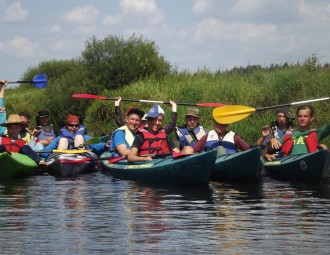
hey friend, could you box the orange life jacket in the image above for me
[138,128,171,156]
[281,129,318,156]
[0,136,26,152]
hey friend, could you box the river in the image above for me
[1,173,329,254]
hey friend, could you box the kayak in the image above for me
[0,152,38,180]
[263,149,330,183]
[211,147,264,182]
[45,151,99,178]
[100,150,217,186]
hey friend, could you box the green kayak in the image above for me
[263,150,330,183]
[211,147,264,182]
[0,152,38,180]
[100,150,217,186]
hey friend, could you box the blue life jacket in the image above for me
[204,130,238,153]
[60,125,86,149]
[175,125,207,149]
[37,125,56,140]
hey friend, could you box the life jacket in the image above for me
[60,125,86,149]
[281,129,318,157]
[19,131,31,143]
[0,136,26,152]
[204,130,238,153]
[109,125,135,157]
[175,125,207,148]
[138,128,171,156]
[36,125,56,140]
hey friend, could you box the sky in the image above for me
[1,0,330,87]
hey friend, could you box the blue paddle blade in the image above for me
[33,74,47,88]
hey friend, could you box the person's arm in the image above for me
[113,131,130,156]
[164,101,177,134]
[317,122,330,142]
[193,134,208,153]
[166,135,180,153]
[256,125,271,147]
[234,135,251,151]
[39,136,61,158]
[114,97,125,127]
[0,80,7,135]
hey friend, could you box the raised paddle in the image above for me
[72,93,224,107]
[7,74,48,88]
[213,97,330,124]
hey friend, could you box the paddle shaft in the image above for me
[72,94,223,107]
[256,97,330,112]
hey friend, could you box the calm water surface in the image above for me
[1,172,330,254]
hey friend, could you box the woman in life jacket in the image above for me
[0,114,44,165]
[175,107,208,150]
[127,105,193,162]
[193,116,251,155]
[34,109,56,147]
[109,106,145,157]
[266,105,329,160]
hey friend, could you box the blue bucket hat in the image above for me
[146,105,165,118]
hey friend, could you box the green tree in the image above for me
[81,34,171,90]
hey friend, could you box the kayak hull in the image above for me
[264,150,330,183]
[100,150,217,186]
[0,152,37,180]
[45,151,98,178]
[211,147,263,182]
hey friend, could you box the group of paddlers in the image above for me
[1,79,329,166]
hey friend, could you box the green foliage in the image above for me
[81,34,171,90]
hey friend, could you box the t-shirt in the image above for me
[112,130,133,150]
[279,122,330,155]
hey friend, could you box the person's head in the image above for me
[274,107,294,128]
[1,114,28,138]
[146,105,165,134]
[125,106,144,131]
[185,107,200,129]
[66,114,80,133]
[37,109,50,126]
[213,119,229,136]
[296,105,314,130]
[18,111,31,125]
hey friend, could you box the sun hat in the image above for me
[126,106,144,119]
[186,107,200,118]
[146,105,165,118]
[275,107,294,119]
[66,114,80,124]
[0,114,28,127]
[37,109,50,118]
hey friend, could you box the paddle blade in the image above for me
[72,94,108,100]
[83,137,101,146]
[33,74,47,88]
[212,105,256,124]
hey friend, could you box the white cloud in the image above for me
[6,36,37,57]
[102,14,122,26]
[2,1,28,22]
[48,25,61,33]
[63,4,99,25]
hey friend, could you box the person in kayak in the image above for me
[114,97,178,134]
[193,116,251,154]
[127,105,193,162]
[268,105,329,157]
[39,114,108,158]
[33,109,56,147]
[109,106,145,157]
[175,107,208,150]
[0,114,44,165]
[0,79,7,136]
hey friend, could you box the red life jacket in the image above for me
[281,129,318,156]
[138,128,171,156]
[0,136,26,152]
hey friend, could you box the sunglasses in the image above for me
[68,123,79,127]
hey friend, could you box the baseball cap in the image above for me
[146,105,165,118]
[275,107,294,119]
[126,106,144,119]
[186,107,200,118]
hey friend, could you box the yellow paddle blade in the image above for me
[212,105,256,124]
[52,149,90,154]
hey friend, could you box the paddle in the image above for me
[72,93,224,107]
[7,74,48,88]
[58,156,123,164]
[36,149,90,154]
[213,97,330,124]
